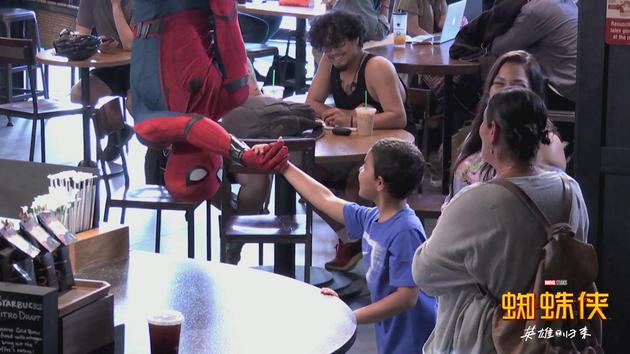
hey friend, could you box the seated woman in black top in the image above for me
[306,11,410,272]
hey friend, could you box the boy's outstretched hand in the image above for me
[321,287,339,298]
[242,139,288,171]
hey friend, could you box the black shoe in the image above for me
[102,124,134,161]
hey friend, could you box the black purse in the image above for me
[264,40,305,97]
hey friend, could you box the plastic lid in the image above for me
[147,310,184,326]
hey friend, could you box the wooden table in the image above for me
[366,42,479,194]
[238,1,326,93]
[315,128,415,163]
[36,49,131,167]
[77,251,357,354]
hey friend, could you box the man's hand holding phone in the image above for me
[99,36,120,53]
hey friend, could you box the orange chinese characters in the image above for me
[579,292,608,320]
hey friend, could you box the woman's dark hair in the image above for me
[371,138,425,199]
[308,11,366,50]
[486,87,550,161]
[451,50,548,184]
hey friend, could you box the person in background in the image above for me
[413,87,589,353]
[71,0,135,161]
[326,0,390,42]
[396,0,446,36]
[307,11,408,272]
[491,0,578,108]
[312,0,391,69]
[279,138,436,354]
[450,50,566,198]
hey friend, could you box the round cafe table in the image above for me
[36,49,131,168]
[78,251,357,354]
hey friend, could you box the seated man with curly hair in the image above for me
[306,11,410,272]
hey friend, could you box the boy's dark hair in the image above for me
[308,11,366,50]
[486,87,550,161]
[371,138,425,199]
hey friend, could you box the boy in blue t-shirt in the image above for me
[279,138,437,353]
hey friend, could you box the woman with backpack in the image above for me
[411,87,591,353]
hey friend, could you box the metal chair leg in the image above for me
[206,201,212,261]
[155,210,162,253]
[40,118,45,162]
[305,238,312,284]
[186,209,195,259]
[29,119,37,161]
[103,203,110,222]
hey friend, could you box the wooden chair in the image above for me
[548,110,575,124]
[0,37,82,162]
[218,138,315,282]
[97,97,211,260]
[407,87,433,158]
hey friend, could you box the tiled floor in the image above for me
[0,43,437,353]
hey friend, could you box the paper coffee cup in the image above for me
[148,310,184,354]
[262,85,285,99]
[355,107,377,136]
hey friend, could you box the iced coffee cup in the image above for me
[147,310,184,354]
[355,107,376,136]
[262,85,285,99]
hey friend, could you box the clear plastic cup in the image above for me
[392,11,408,47]
[355,107,377,136]
[262,85,285,99]
[147,310,184,354]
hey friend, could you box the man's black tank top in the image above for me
[329,53,414,133]
[330,54,383,111]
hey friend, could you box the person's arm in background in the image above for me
[364,57,407,129]
[75,0,93,35]
[436,0,447,30]
[377,0,391,28]
[306,55,344,118]
[399,0,432,36]
[491,4,544,54]
[110,0,134,50]
[407,15,431,36]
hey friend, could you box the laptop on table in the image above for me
[409,0,467,44]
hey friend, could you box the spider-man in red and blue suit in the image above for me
[130,0,287,202]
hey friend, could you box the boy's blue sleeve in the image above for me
[343,203,372,241]
[388,229,424,287]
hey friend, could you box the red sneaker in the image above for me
[324,240,362,271]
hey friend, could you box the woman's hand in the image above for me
[322,107,352,127]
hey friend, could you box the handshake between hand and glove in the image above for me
[237,138,289,172]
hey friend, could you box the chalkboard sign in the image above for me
[0,282,57,354]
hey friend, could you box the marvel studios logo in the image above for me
[544,279,568,286]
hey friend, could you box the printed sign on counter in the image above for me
[0,283,57,354]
